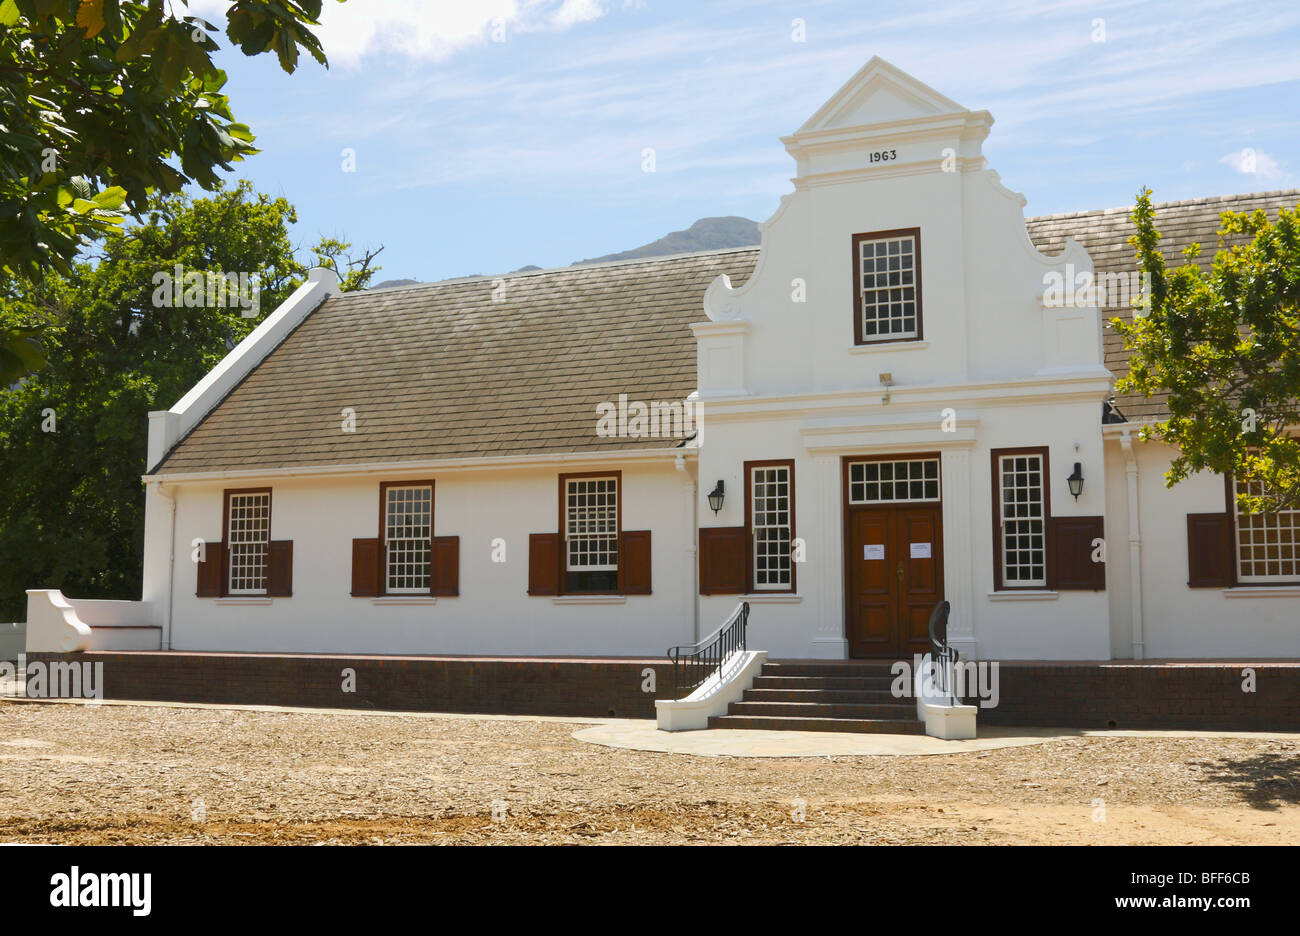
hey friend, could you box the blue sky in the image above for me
[189,0,1300,283]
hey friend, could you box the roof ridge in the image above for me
[1026,188,1300,224]
[354,245,763,298]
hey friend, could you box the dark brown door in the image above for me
[847,505,943,657]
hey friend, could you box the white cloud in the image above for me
[187,0,610,69]
[1220,148,1284,181]
[551,0,607,28]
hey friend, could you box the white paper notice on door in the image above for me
[864,544,885,560]
[910,542,932,559]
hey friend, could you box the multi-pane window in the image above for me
[849,458,940,504]
[750,463,793,591]
[997,453,1047,587]
[227,491,270,594]
[565,476,618,592]
[855,230,919,342]
[1235,478,1299,582]
[385,485,432,593]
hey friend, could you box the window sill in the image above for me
[987,590,1059,601]
[371,596,438,605]
[214,597,272,606]
[1223,586,1300,598]
[849,340,928,355]
[552,595,628,605]
[740,593,803,604]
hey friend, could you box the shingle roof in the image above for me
[154,248,757,473]
[1025,189,1300,422]
[156,189,1300,474]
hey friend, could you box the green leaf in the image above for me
[91,186,127,210]
[0,0,20,28]
[76,0,106,38]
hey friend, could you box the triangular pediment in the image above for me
[797,56,966,132]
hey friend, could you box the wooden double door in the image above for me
[846,504,944,658]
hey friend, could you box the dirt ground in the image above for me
[1,700,1297,845]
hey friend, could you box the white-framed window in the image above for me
[849,458,940,504]
[749,462,793,591]
[855,230,920,343]
[565,475,619,591]
[385,484,432,593]
[996,452,1047,587]
[1234,478,1300,583]
[227,491,270,595]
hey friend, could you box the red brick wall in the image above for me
[969,662,1300,731]
[25,652,675,719]
[22,654,1300,730]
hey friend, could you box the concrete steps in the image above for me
[708,660,924,734]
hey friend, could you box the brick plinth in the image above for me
[23,652,673,719]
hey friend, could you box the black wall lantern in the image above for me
[1066,462,1085,500]
[707,480,725,515]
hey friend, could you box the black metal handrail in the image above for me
[667,602,749,700]
[927,599,959,701]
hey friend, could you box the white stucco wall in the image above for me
[160,459,698,656]
[1118,438,1300,659]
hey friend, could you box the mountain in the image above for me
[365,217,761,289]
[573,216,759,265]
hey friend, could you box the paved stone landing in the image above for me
[572,720,1300,758]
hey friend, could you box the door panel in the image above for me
[848,511,893,656]
[847,504,943,657]
[898,508,942,654]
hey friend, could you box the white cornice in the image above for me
[691,318,751,337]
[699,372,1114,423]
[144,446,696,486]
[801,417,979,455]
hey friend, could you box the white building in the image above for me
[28,58,1300,663]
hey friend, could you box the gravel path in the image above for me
[2,700,1297,845]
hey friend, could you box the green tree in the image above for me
[1114,189,1300,512]
[310,237,382,292]
[0,181,372,619]
[0,0,338,376]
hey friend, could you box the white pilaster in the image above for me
[811,454,848,657]
[940,448,976,658]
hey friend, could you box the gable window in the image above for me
[563,474,619,593]
[1234,477,1300,583]
[226,489,271,595]
[382,482,433,594]
[746,460,795,592]
[992,448,1050,589]
[853,228,921,344]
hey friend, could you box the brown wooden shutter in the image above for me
[1187,513,1234,587]
[528,533,560,596]
[620,530,652,595]
[431,535,459,596]
[351,537,381,596]
[266,540,293,597]
[196,540,224,597]
[699,526,747,595]
[1047,517,1105,590]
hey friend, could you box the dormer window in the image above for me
[853,228,922,344]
